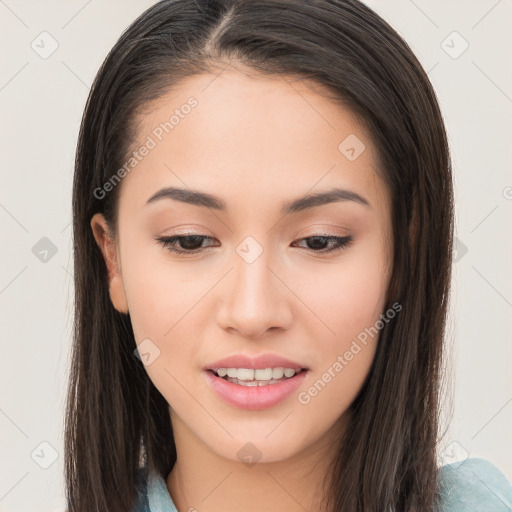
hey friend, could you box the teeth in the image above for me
[238,368,256,380]
[254,368,272,380]
[225,377,293,386]
[214,367,300,381]
[272,367,284,379]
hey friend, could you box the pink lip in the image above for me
[204,353,309,371]
[204,369,308,410]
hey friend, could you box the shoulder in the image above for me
[130,466,150,512]
[438,457,512,512]
[131,466,178,511]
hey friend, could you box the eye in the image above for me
[291,235,353,253]
[156,233,353,256]
[156,234,218,255]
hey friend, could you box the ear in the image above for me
[90,213,129,314]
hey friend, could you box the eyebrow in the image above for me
[145,186,371,214]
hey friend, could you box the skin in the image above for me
[91,66,393,512]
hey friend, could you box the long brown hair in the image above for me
[65,0,454,510]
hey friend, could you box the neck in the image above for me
[166,409,348,512]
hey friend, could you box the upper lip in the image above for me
[204,353,309,372]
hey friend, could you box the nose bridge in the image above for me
[217,236,290,337]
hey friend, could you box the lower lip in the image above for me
[204,370,308,410]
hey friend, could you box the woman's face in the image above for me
[92,68,393,464]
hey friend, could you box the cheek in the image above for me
[122,255,207,403]
[119,239,210,378]
[302,238,390,410]
[298,241,390,347]
[295,257,387,417]
[120,230,206,335]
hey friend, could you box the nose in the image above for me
[215,248,293,339]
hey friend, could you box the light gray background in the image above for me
[0,1,511,510]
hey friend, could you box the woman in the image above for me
[65,0,512,510]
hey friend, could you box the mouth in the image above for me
[204,367,309,410]
[207,367,309,387]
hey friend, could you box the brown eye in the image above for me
[155,234,353,256]
[292,235,353,253]
[156,234,217,254]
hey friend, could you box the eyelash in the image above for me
[155,233,353,255]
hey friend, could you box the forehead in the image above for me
[117,68,387,217]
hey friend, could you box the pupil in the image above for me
[308,236,328,250]
[181,235,202,249]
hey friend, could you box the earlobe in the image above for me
[90,213,129,314]
[108,274,129,314]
